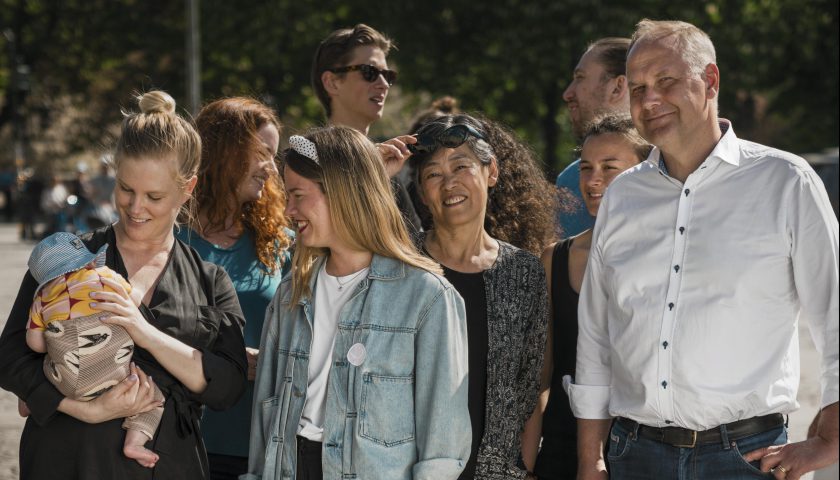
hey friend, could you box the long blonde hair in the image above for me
[284,126,440,305]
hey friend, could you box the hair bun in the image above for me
[430,96,459,113]
[138,90,176,115]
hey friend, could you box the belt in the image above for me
[617,414,785,448]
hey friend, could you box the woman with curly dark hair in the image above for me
[410,113,556,255]
[408,113,551,479]
[176,97,293,479]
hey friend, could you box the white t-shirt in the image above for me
[297,261,369,442]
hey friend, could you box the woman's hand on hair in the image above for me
[376,135,417,178]
[59,362,162,423]
[91,277,160,350]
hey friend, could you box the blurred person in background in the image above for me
[40,174,69,236]
[86,157,119,230]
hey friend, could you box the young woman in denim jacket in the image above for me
[408,114,552,479]
[245,126,471,480]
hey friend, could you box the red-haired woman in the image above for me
[176,97,293,480]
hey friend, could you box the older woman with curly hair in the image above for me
[176,97,293,479]
[408,113,553,479]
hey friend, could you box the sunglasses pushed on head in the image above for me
[407,124,487,155]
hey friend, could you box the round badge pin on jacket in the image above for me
[347,343,367,366]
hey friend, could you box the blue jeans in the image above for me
[608,419,788,479]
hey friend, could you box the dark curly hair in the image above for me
[409,113,557,255]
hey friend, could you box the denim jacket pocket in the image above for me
[360,373,415,447]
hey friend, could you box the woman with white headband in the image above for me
[244,126,471,480]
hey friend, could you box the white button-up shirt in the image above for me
[570,121,839,430]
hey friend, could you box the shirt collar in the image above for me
[708,119,740,166]
[645,119,741,174]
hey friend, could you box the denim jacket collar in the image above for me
[279,254,406,307]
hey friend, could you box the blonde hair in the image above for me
[114,90,202,224]
[630,19,716,77]
[283,125,441,305]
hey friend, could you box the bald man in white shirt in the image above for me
[572,19,839,480]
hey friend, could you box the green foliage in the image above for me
[0,0,837,174]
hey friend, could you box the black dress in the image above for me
[0,226,248,479]
[535,238,579,480]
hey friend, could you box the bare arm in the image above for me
[521,347,552,473]
[577,418,611,480]
[93,277,208,394]
[521,244,558,472]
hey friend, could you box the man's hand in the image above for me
[577,418,611,480]
[743,403,839,480]
[577,458,608,480]
[376,135,417,178]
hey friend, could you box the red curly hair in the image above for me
[194,97,291,273]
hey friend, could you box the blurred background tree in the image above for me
[1,0,837,177]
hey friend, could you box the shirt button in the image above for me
[684,188,690,196]
[662,341,669,349]
[662,381,668,389]
[679,226,685,235]
[668,302,675,311]
[674,265,680,273]
[665,420,673,424]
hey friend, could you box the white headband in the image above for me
[289,135,320,164]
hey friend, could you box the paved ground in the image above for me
[0,222,834,478]
[0,223,32,479]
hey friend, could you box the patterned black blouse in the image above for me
[417,233,549,479]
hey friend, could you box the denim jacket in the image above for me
[245,254,471,480]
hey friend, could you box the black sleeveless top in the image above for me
[441,266,488,480]
[535,238,579,479]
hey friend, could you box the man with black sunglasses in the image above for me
[311,24,421,234]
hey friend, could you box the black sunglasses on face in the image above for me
[329,64,398,85]
[407,124,487,155]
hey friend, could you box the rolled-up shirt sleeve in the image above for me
[192,267,248,411]
[572,213,613,420]
[788,167,839,409]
